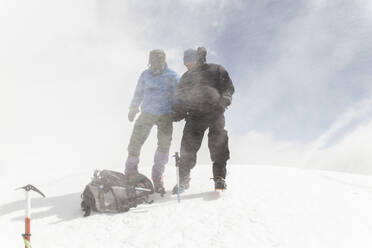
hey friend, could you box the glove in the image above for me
[128,108,139,122]
[220,92,232,109]
[171,110,186,122]
[214,93,231,114]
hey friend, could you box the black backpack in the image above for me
[81,170,154,216]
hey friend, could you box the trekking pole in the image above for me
[174,152,181,203]
[16,184,46,248]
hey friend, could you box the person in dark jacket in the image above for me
[125,49,179,195]
[172,47,234,192]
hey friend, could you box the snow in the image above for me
[1,1,372,247]
[1,164,372,248]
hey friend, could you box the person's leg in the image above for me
[156,114,173,154]
[152,115,173,192]
[178,117,208,180]
[125,112,156,175]
[172,117,208,194]
[208,114,230,181]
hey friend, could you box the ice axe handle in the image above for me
[174,152,180,167]
[173,152,181,203]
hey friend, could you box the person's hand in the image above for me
[171,110,185,122]
[220,92,232,108]
[215,93,232,113]
[128,108,139,122]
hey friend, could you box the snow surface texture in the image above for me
[1,165,372,248]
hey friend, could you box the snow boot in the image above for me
[153,179,166,196]
[213,176,227,191]
[172,176,191,194]
[152,169,166,196]
[152,150,168,196]
[124,156,139,175]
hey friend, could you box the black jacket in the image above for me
[174,63,234,118]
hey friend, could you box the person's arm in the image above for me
[171,73,187,121]
[218,65,235,108]
[128,73,145,122]
[172,73,180,104]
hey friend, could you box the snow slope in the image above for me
[1,164,372,248]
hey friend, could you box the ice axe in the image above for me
[173,152,181,203]
[16,184,46,248]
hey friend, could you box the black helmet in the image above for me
[183,49,198,64]
[183,47,207,65]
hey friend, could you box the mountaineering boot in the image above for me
[172,176,191,195]
[152,150,168,196]
[124,156,140,185]
[152,171,166,196]
[213,176,227,191]
[153,179,166,196]
[124,156,139,175]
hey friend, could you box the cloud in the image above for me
[216,0,372,141]
[0,0,147,174]
[1,0,371,175]
[230,91,372,174]
[305,118,372,174]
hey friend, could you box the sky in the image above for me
[1,0,371,176]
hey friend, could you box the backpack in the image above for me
[81,170,154,216]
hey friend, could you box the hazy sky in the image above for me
[1,0,371,175]
[112,0,372,140]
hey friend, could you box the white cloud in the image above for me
[1,0,371,175]
[230,92,372,174]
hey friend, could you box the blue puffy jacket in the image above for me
[129,65,179,115]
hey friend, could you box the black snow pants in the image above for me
[178,113,230,179]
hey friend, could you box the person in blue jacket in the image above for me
[125,49,179,195]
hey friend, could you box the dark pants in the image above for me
[128,112,173,156]
[179,114,230,179]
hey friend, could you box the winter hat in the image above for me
[183,49,198,64]
[149,49,166,75]
[149,49,166,65]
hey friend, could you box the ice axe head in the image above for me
[16,184,46,197]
